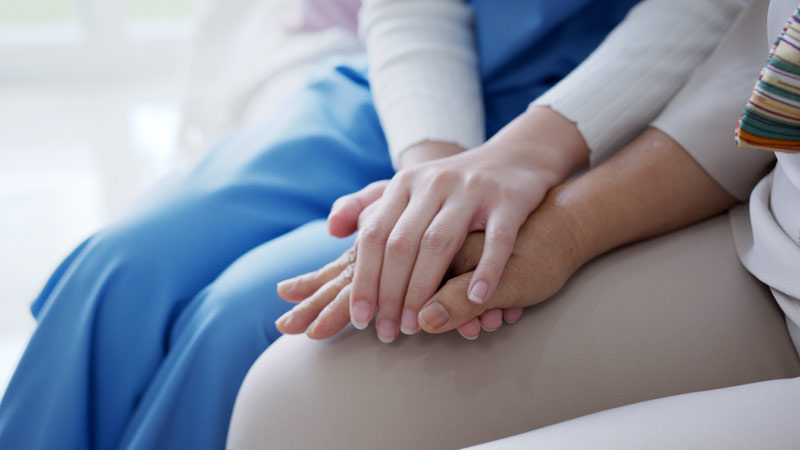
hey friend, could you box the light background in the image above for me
[0,0,202,398]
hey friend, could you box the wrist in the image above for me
[482,106,589,189]
[527,183,595,275]
[397,141,464,170]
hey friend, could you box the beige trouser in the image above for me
[227,214,800,450]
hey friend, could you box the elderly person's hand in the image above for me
[416,198,580,333]
[416,127,740,333]
[274,240,524,341]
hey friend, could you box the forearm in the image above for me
[421,128,739,332]
[545,128,737,266]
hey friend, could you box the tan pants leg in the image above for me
[227,215,800,450]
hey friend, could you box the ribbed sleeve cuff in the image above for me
[380,94,485,166]
[362,0,485,169]
[533,0,746,167]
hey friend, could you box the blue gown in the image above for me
[0,1,640,449]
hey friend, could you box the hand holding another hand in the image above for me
[275,185,585,340]
[274,240,524,341]
[282,107,589,342]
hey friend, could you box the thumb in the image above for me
[418,271,519,334]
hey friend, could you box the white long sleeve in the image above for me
[533,0,748,166]
[360,0,483,168]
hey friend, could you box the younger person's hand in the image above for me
[326,142,463,239]
[347,108,587,343]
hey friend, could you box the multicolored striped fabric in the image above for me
[736,6,800,153]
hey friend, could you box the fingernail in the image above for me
[376,320,397,344]
[305,320,318,338]
[400,309,420,335]
[276,310,293,328]
[458,330,479,341]
[351,300,372,330]
[468,280,489,304]
[419,302,449,330]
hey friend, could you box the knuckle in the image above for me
[332,273,350,289]
[421,228,453,252]
[357,207,374,228]
[345,248,357,265]
[340,263,354,282]
[497,186,522,204]
[464,172,489,191]
[367,179,390,190]
[385,231,415,257]
[360,222,391,246]
[429,170,458,191]
[478,257,505,277]
[393,169,415,185]
[487,226,516,248]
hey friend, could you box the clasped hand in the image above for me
[276,142,563,342]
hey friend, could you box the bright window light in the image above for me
[127,0,201,19]
[0,0,204,80]
[0,0,78,24]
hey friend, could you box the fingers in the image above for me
[467,210,523,305]
[418,271,521,334]
[276,265,352,335]
[400,202,474,335]
[277,248,354,303]
[456,318,481,340]
[478,308,503,332]
[449,231,485,276]
[305,284,353,340]
[374,197,442,343]
[503,307,523,324]
[350,186,409,330]
[328,181,389,238]
[456,306,522,341]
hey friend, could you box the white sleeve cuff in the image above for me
[361,0,484,168]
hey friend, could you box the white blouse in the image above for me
[361,0,747,167]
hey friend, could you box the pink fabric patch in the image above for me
[294,0,361,33]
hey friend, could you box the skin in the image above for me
[416,129,737,331]
[276,128,737,339]
[321,106,590,343]
[323,141,514,338]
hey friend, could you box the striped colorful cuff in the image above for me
[736,6,800,153]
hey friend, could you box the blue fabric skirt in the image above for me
[0,1,640,448]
